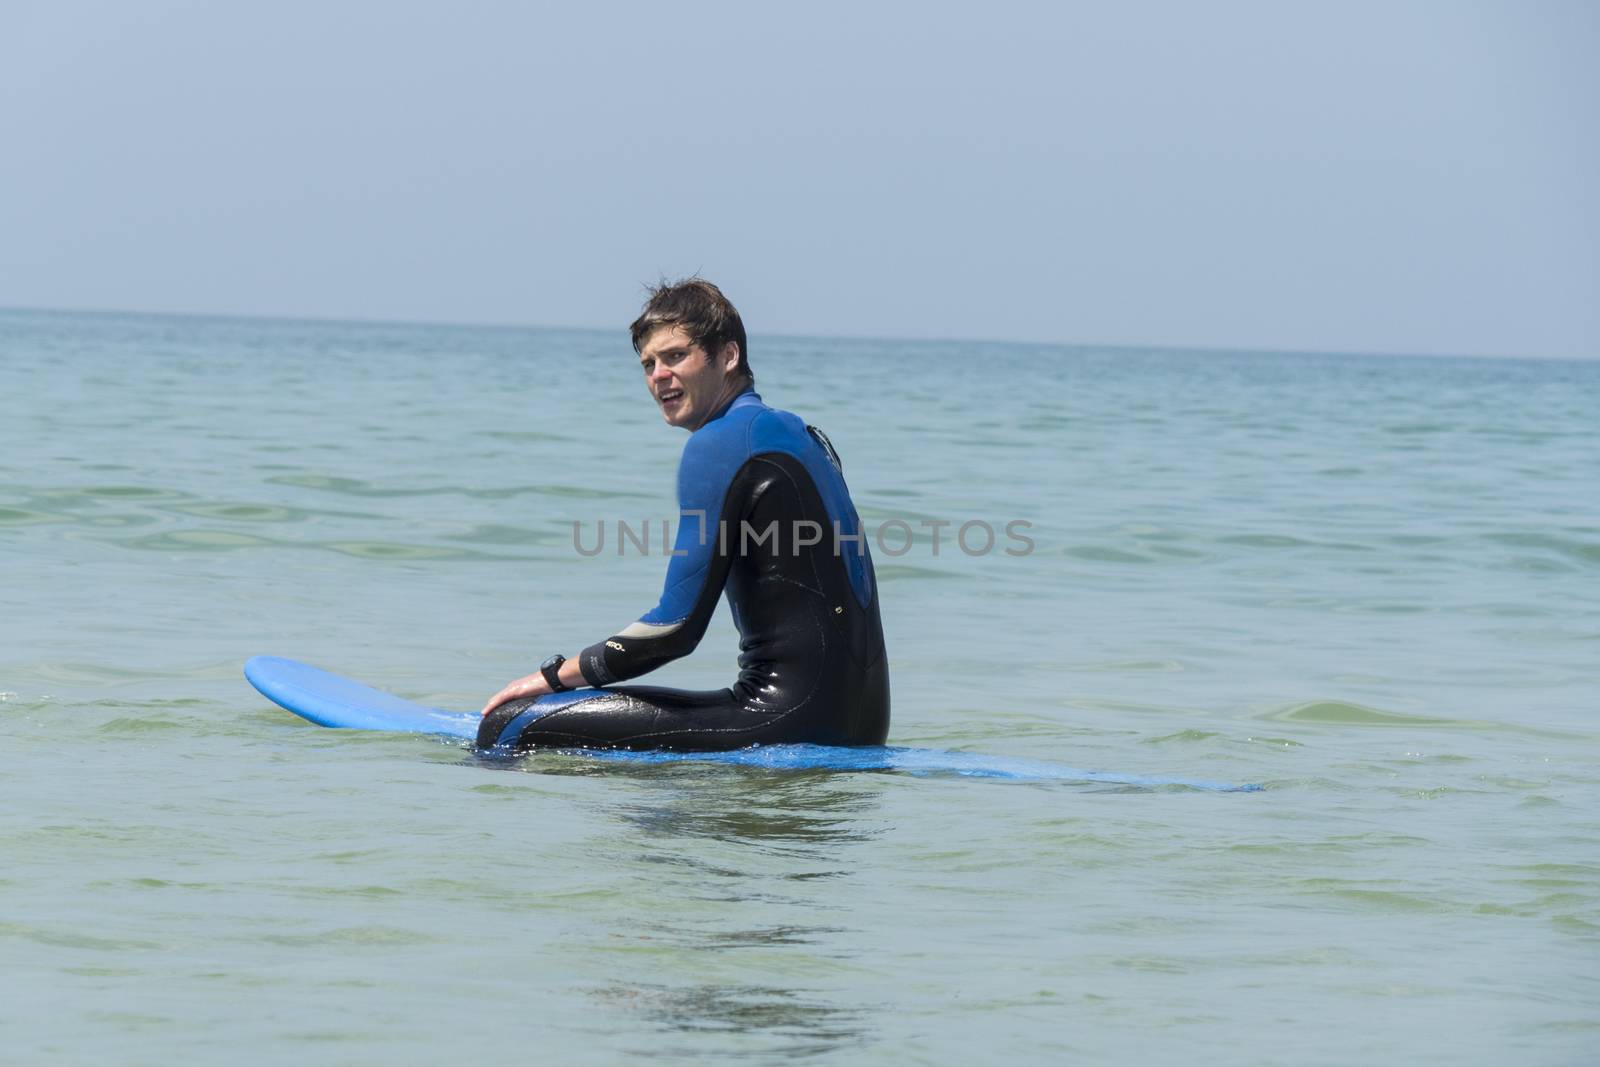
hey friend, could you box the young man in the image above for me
[477,279,890,751]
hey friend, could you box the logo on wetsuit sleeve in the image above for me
[606,640,626,652]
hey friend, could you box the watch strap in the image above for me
[540,655,570,693]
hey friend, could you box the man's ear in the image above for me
[720,341,741,373]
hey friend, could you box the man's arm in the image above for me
[478,517,730,716]
[478,655,588,715]
[480,432,749,716]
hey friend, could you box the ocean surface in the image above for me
[2,307,1596,1064]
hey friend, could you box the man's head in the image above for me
[631,278,753,431]
[631,278,751,382]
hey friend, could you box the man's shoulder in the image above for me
[676,397,765,495]
[682,394,799,455]
[747,404,810,453]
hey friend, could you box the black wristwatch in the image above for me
[540,654,572,693]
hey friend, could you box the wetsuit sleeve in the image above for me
[577,433,748,687]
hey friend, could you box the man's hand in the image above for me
[480,673,550,716]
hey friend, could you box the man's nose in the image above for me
[650,364,673,384]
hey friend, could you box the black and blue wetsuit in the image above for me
[478,388,890,752]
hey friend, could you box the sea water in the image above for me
[2,308,1596,1063]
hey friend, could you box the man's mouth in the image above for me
[658,388,684,405]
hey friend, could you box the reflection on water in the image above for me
[614,770,882,847]
[529,759,885,1056]
[592,982,869,1058]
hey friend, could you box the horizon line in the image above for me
[0,301,1590,366]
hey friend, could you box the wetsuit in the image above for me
[478,388,890,752]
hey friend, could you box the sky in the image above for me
[1,0,1595,359]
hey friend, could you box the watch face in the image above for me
[541,655,563,671]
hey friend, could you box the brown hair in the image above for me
[630,277,752,384]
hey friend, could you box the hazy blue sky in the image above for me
[2,1,1595,358]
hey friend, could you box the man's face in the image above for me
[638,325,739,430]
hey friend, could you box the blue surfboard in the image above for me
[244,656,1261,792]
